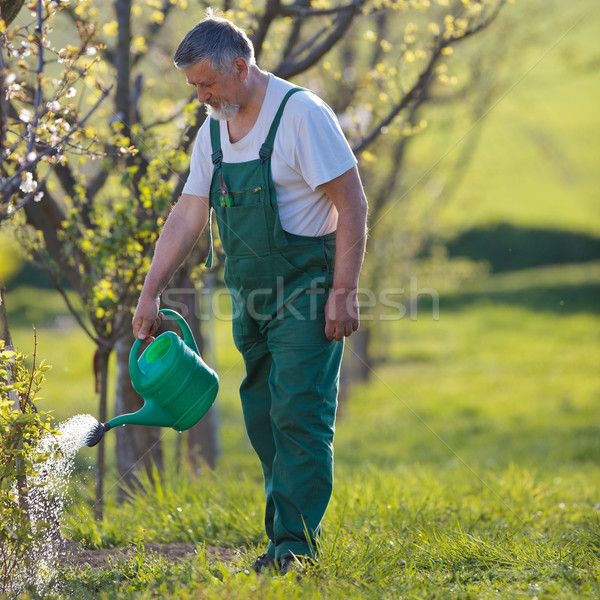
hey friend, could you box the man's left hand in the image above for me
[325,288,359,341]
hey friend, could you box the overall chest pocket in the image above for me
[212,186,273,257]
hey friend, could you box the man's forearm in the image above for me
[332,204,367,293]
[320,167,368,340]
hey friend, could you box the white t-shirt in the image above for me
[182,74,357,237]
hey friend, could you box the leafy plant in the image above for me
[0,337,54,594]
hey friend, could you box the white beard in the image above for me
[205,100,240,121]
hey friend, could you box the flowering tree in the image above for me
[0,0,110,219]
[0,0,169,517]
[4,0,199,515]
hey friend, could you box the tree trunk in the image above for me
[0,285,12,347]
[94,348,110,520]
[338,327,371,412]
[114,335,163,501]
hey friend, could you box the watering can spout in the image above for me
[83,403,175,447]
[106,401,175,430]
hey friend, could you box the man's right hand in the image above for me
[132,295,163,341]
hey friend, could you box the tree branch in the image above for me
[0,0,26,28]
[1,85,112,219]
[114,0,132,130]
[132,0,175,68]
[274,0,364,79]
[353,42,443,155]
[252,0,282,62]
[280,0,364,18]
[22,189,81,290]
[281,0,312,60]
[43,268,97,343]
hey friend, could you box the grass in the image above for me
[5,262,599,599]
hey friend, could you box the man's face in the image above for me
[183,59,241,121]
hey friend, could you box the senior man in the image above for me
[132,10,368,575]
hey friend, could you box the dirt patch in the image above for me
[59,539,237,571]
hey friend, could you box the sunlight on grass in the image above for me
[5,257,600,599]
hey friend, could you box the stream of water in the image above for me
[9,413,98,596]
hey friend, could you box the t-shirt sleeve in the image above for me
[294,102,357,192]
[182,125,212,198]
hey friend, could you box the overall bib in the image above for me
[207,88,344,560]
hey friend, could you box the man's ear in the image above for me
[233,57,249,82]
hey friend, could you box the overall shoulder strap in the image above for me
[209,119,223,168]
[259,87,305,164]
[205,119,222,269]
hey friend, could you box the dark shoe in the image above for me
[279,552,314,575]
[252,553,276,574]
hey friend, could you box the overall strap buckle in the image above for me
[211,149,223,168]
[259,143,272,164]
[209,119,222,168]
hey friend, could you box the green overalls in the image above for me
[207,88,344,560]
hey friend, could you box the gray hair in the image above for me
[173,9,255,72]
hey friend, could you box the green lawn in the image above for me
[6,264,599,599]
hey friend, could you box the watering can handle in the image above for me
[128,310,200,377]
[129,337,144,380]
[159,309,200,355]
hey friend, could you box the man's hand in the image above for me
[324,288,359,341]
[132,295,163,341]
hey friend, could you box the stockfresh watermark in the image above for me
[162,276,439,322]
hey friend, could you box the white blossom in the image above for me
[19,109,33,123]
[66,87,77,98]
[20,172,37,194]
[34,191,44,202]
[27,151,37,162]
[7,82,21,98]
[47,100,61,112]
[86,47,98,56]
[5,73,16,85]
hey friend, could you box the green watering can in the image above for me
[85,309,219,447]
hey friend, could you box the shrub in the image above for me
[0,338,54,594]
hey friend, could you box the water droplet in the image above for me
[12,414,99,596]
